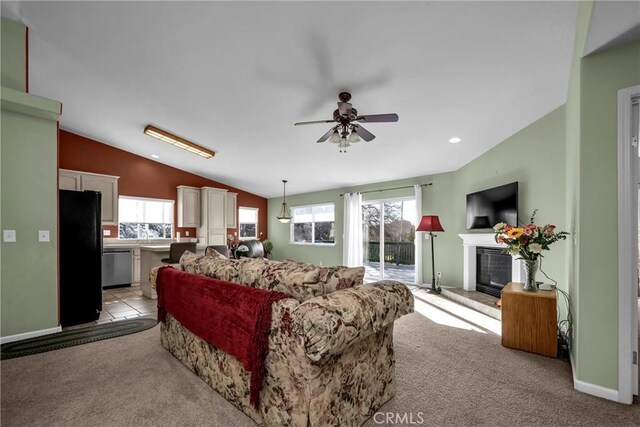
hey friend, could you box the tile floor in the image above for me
[63,285,156,330]
[99,285,157,324]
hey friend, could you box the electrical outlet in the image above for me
[103,229,111,236]
[3,230,16,242]
[437,271,442,278]
[185,231,190,236]
[38,230,50,242]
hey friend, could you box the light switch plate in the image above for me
[38,230,50,242]
[3,230,16,242]
[185,231,190,236]
[103,229,111,236]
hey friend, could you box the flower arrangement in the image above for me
[493,210,569,261]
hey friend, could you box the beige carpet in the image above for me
[1,296,638,426]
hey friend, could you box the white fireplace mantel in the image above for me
[458,234,524,291]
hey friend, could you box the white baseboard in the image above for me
[0,326,62,344]
[569,352,620,402]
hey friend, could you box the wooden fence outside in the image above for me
[365,241,415,265]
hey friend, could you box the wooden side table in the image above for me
[501,282,557,357]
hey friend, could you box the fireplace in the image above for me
[476,247,512,298]
[458,234,524,292]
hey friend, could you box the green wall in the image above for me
[1,18,27,92]
[1,105,60,336]
[268,177,431,269]
[564,0,593,374]
[562,0,640,391]
[438,105,567,291]
[269,105,568,296]
[1,19,61,338]
[571,39,640,390]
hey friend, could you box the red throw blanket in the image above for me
[156,266,290,408]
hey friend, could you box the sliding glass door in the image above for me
[362,198,416,284]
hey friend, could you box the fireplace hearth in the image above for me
[476,247,512,298]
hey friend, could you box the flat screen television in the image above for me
[466,182,518,229]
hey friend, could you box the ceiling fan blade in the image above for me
[294,119,335,126]
[355,113,399,123]
[338,101,352,116]
[353,124,376,142]
[317,127,336,143]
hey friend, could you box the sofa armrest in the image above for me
[150,264,181,290]
[293,280,414,362]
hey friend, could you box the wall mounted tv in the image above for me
[466,182,518,229]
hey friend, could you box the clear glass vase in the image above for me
[523,258,539,292]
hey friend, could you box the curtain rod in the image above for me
[339,183,432,197]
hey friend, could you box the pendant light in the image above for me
[277,180,292,223]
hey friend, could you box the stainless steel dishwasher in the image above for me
[102,248,132,288]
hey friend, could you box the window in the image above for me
[291,203,335,244]
[238,207,258,239]
[118,196,174,239]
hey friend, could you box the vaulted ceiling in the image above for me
[2,1,580,197]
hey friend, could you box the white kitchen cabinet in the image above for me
[177,186,201,227]
[59,169,119,225]
[59,170,81,191]
[226,192,237,229]
[132,248,141,284]
[197,187,227,245]
[81,174,119,224]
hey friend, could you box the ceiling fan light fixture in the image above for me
[144,125,215,159]
[347,129,360,143]
[294,92,398,150]
[339,138,351,153]
[276,180,292,224]
[329,129,341,144]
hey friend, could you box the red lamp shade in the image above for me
[416,215,444,232]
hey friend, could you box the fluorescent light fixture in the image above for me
[151,154,160,159]
[144,125,215,159]
[449,137,462,143]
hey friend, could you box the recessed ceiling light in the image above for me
[449,137,462,143]
[151,154,160,159]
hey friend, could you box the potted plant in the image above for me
[262,239,273,258]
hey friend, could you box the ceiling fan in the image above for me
[294,92,399,153]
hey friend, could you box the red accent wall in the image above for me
[58,130,268,240]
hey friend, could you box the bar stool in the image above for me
[161,242,197,264]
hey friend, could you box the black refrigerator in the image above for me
[59,190,103,327]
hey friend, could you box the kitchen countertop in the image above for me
[103,240,202,250]
[139,244,207,252]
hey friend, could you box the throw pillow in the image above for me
[205,247,227,259]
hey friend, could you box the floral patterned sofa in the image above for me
[150,252,414,427]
